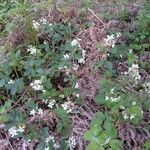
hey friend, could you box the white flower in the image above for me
[75,82,79,89]
[103,137,111,145]
[48,99,56,108]
[40,18,47,24]
[128,63,141,82]
[8,79,14,84]
[103,34,116,48]
[53,143,60,149]
[129,49,133,53]
[82,50,86,58]
[123,113,129,120]
[30,79,44,91]
[59,94,65,98]
[46,135,55,143]
[130,114,135,120]
[116,32,121,38]
[71,39,80,47]
[33,20,40,30]
[38,108,44,115]
[61,101,75,113]
[18,126,25,133]
[49,23,53,26]
[30,109,36,116]
[45,147,49,150]
[120,105,125,110]
[27,46,37,55]
[105,96,109,101]
[67,136,76,150]
[73,64,79,71]
[132,101,136,105]
[63,54,70,59]
[75,94,80,98]
[110,88,115,93]
[8,126,18,137]
[33,20,40,29]
[78,58,85,64]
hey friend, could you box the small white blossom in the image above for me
[33,20,40,30]
[53,143,60,149]
[49,23,53,26]
[59,94,65,98]
[38,108,44,116]
[103,137,111,145]
[75,94,80,98]
[73,64,79,71]
[30,109,36,116]
[105,96,109,101]
[8,79,14,84]
[46,135,55,143]
[30,79,44,91]
[132,101,136,105]
[40,18,47,24]
[120,105,125,110]
[63,54,70,60]
[75,82,79,89]
[130,114,135,120]
[103,34,116,48]
[27,46,37,55]
[67,136,76,150]
[48,99,56,108]
[129,49,133,53]
[18,126,25,133]
[116,32,121,38]
[61,101,75,113]
[123,113,129,120]
[78,58,85,64]
[8,126,18,137]
[45,147,49,150]
[128,63,141,82]
[110,88,115,93]
[71,39,80,47]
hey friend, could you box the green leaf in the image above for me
[86,142,104,150]
[95,93,106,105]
[144,140,150,149]
[0,79,5,87]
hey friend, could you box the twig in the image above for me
[4,132,15,150]
[0,86,29,116]
[88,8,105,25]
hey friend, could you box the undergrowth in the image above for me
[0,0,150,150]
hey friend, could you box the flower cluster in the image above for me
[71,39,81,47]
[61,101,75,113]
[42,97,57,109]
[30,107,44,116]
[66,136,77,150]
[45,135,60,150]
[122,111,136,120]
[33,18,52,31]
[30,79,44,91]
[78,49,86,64]
[48,99,56,108]
[27,46,37,55]
[105,88,120,102]
[103,32,121,48]
[8,125,25,137]
[124,63,141,84]
[33,20,40,30]
[8,79,14,84]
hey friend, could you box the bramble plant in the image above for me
[0,0,150,150]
